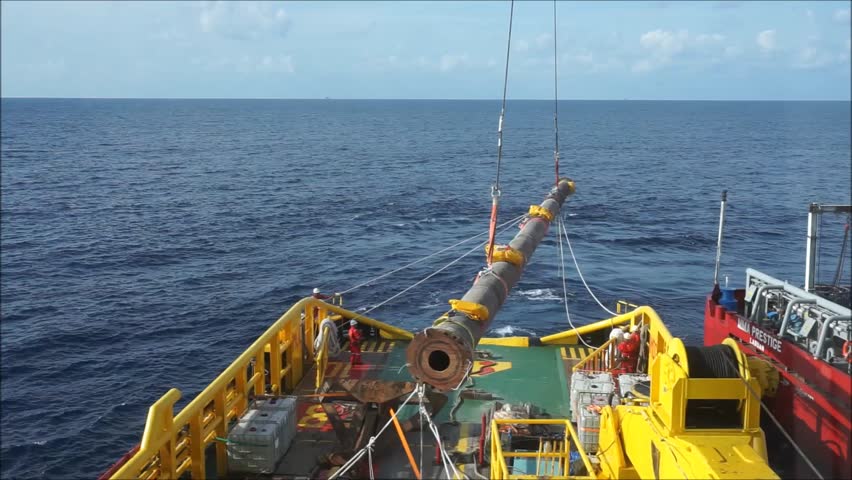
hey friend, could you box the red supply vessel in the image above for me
[705,198,851,479]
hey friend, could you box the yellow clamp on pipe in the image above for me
[448,299,490,322]
[528,205,554,222]
[484,243,525,268]
[558,177,576,195]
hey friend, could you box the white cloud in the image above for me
[724,45,743,58]
[834,8,851,22]
[439,53,470,72]
[259,55,294,73]
[199,1,290,40]
[791,46,847,69]
[561,50,622,73]
[640,29,689,56]
[535,33,553,49]
[632,29,735,73]
[695,33,726,45]
[756,30,777,52]
[632,59,655,73]
[513,34,554,54]
[203,54,294,73]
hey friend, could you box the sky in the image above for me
[1,1,851,100]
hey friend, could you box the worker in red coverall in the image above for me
[348,319,363,366]
[616,325,641,373]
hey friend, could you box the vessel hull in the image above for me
[704,296,851,479]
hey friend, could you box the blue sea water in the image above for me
[1,98,850,478]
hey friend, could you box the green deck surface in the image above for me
[328,340,573,423]
[273,337,587,478]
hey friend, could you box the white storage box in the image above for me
[577,406,601,454]
[570,372,614,421]
[254,396,297,414]
[227,404,297,474]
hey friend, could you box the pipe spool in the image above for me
[406,178,576,391]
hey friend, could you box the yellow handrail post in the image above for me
[306,305,317,358]
[254,347,266,396]
[214,390,228,477]
[315,328,330,393]
[137,389,180,479]
[270,334,283,395]
[189,413,205,479]
[235,367,248,414]
[291,322,303,385]
[286,323,299,390]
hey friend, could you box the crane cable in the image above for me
[486,0,515,266]
[552,0,560,186]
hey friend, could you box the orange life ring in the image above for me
[843,341,852,362]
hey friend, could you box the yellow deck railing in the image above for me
[570,305,659,373]
[109,297,412,480]
[539,303,644,345]
[615,300,639,314]
[315,326,331,392]
[489,418,596,480]
[572,337,618,373]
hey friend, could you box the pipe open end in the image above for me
[406,328,472,392]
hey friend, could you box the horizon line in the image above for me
[2,96,850,102]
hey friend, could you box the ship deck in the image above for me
[266,337,592,479]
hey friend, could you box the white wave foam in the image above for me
[515,288,565,302]
[418,302,443,309]
[489,325,537,337]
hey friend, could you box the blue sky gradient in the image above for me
[2,1,850,100]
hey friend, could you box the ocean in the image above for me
[1,98,850,478]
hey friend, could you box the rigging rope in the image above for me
[559,214,618,317]
[340,214,525,295]
[347,215,525,322]
[313,317,341,359]
[487,0,516,266]
[556,216,594,349]
[329,384,463,480]
[329,387,421,479]
[721,354,825,479]
[552,0,560,186]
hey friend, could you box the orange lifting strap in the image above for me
[486,195,499,266]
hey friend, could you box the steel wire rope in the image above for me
[486,0,516,266]
[556,215,594,349]
[552,0,561,185]
[559,213,618,317]
[720,354,825,479]
[338,214,525,295]
[347,215,526,322]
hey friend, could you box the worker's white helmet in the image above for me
[622,331,632,341]
[608,329,623,341]
[350,319,357,326]
[313,288,321,294]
